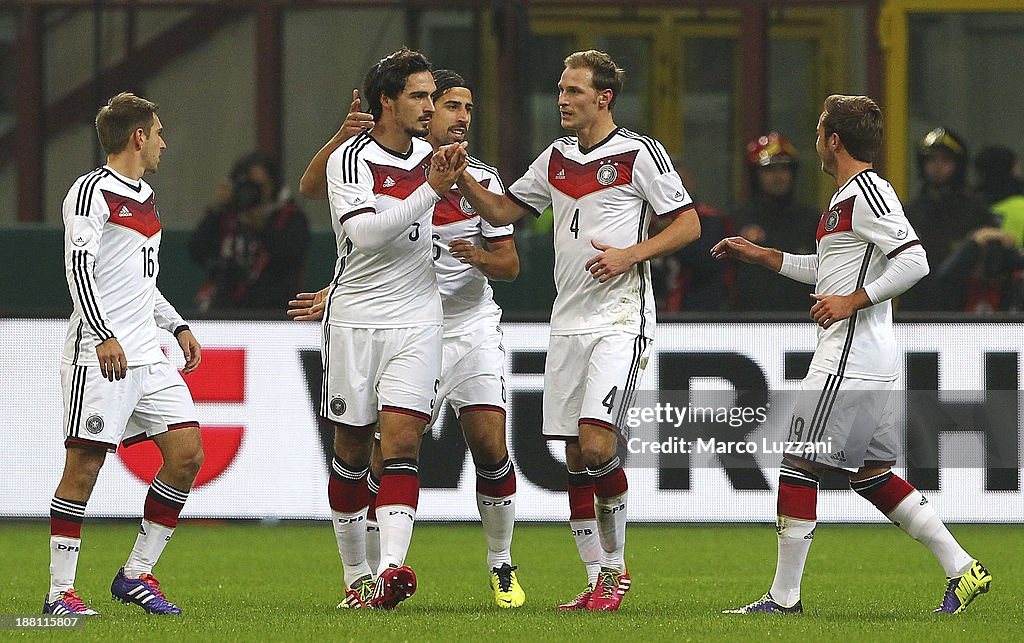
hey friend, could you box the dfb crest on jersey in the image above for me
[824,209,841,232]
[596,163,618,186]
[330,397,347,416]
[85,414,105,434]
[460,196,477,215]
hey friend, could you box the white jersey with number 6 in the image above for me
[432,156,513,337]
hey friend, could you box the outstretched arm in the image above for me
[338,144,469,253]
[299,89,375,201]
[710,235,785,273]
[456,171,530,227]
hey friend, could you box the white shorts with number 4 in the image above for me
[542,331,652,439]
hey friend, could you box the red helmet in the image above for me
[746,133,798,166]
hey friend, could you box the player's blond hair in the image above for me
[821,94,883,163]
[95,92,159,155]
[564,50,625,109]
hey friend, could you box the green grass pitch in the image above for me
[1,522,1020,640]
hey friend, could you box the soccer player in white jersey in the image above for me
[44,93,204,617]
[713,95,991,615]
[452,50,701,611]
[294,69,526,609]
[304,49,467,611]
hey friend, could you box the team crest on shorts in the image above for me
[460,196,477,215]
[824,209,841,232]
[330,397,347,416]
[85,414,105,434]
[596,163,618,186]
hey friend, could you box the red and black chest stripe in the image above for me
[547,148,637,200]
[433,178,491,226]
[102,190,161,238]
[816,196,855,242]
[367,157,430,199]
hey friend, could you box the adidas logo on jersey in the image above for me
[382,176,397,189]
[118,205,133,217]
[555,169,566,180]
[829,450,847,463]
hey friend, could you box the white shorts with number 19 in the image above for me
[542,331,652,439]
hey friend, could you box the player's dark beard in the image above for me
[405,123,429,138]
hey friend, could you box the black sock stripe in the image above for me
[382,457,419,476]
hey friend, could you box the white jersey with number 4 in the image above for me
[810,169,922,380]
[325,133,442,328]
[507,127,693,338]
[432,156,513,337]
[61,166,186,367]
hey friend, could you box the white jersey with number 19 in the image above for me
[507,127,693,338]
[810,169,923,381]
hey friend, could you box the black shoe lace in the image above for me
[493,564,517,592]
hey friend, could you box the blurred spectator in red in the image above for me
[650,161,734,312]
[729,133,820,312]
[939,226,1024,312]
[189,152,310,312]
[901,128,993,311]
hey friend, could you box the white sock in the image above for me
[888,490,973,577]
[594,491,627,572]
[769,516,815,607]
[377,503,416,572]
[476,492,515,569]
[331,508,373,586]
[123,520,174,579]
[570,519,602,586]
[365,520,380,575]
[49,536,81,602]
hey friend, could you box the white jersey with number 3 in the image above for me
[811,169,922,380]
[61,165,185,367]
[324,133,442,328]
[508,128,693,338]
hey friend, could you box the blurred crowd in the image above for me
[190,133,1024,315]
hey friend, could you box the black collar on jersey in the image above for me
[578,126,621,155]
[370,134,417,160]
[102,165,143,193]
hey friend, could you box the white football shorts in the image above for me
[542,331,652,439]
[429,314,507,428]
[321,324,442,427]
[785,368,898,471]
[61,361,198,452]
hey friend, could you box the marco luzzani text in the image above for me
[624,403,833,456]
